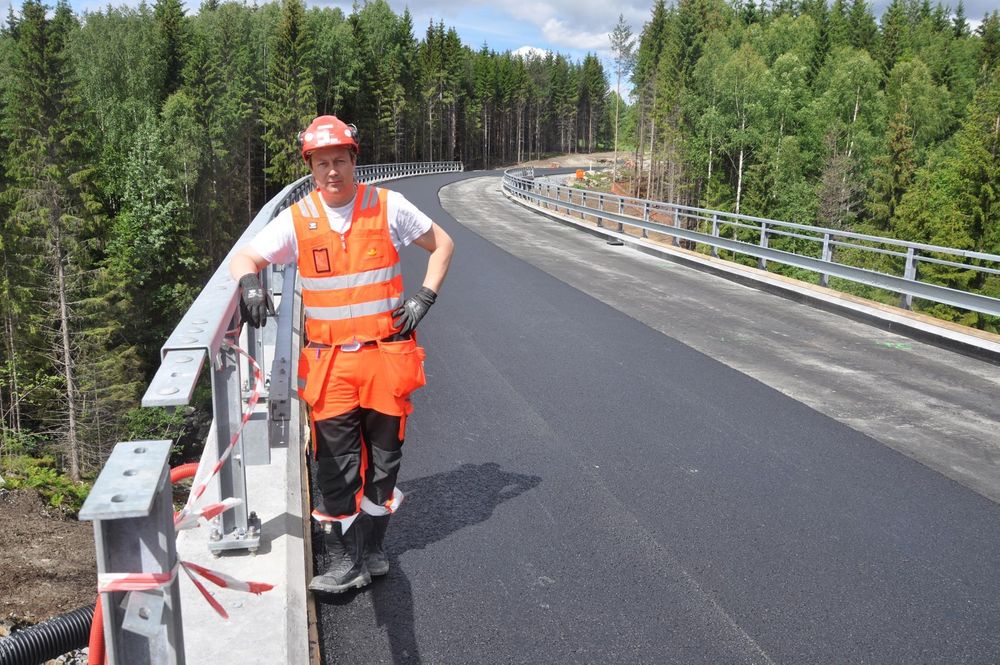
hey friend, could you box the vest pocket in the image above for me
[298,346,334,406]
[377,337,427,398]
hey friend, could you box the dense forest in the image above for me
[622,0,999,329]
[0,0,996,499]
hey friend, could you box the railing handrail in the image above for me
[503,168,1000,318]
[519,169,1000,263]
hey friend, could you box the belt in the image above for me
[307,332,412,353]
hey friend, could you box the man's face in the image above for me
[310,146,356,206]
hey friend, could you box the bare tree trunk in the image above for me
[612,74,622,184]
[735,118,746,215]
[707,143,713,186]
[53,220,80,482]
[483,104,489,168]
[535,109,541,163]
[646,88,657,199]
[588,105,594,153]
[450,103,457,161]
[635,90,646,197]
[4,298,21,434]
[247,132,253,219]
[846,87,860,160]
[516,105,523,163]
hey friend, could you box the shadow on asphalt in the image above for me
[313,462,541,664]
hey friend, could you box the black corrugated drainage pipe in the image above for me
[0,602,94,665]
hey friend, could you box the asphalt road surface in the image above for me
[312,171,1000,665]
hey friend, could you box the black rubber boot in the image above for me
[309,521,371,594]
[365,514,391,576]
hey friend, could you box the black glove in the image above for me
[392,287,437,335]
[239,273,269,328]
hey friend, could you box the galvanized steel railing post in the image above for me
[672,208,680,247]
[268,263,296,449]
[642,202,650,239]
[821,233,833,287]
[758,223,769,270]
[208,330,260,555]
[80,440,185,665]
[711,214,720,258]
[901,247,917,310]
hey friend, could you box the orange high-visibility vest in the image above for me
[292,184,403,346]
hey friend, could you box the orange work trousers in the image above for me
[298,339,425,518]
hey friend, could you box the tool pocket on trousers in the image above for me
[298,346,334,407]
[377,338,426,398]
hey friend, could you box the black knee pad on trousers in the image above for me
[368,446,402,505]
[314,409,364,516]
[317,453,362,516]
[360,409,404,506]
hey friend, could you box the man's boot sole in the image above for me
[308,570,372,594]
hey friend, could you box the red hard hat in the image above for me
[299,115,359,161]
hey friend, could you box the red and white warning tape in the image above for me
[98,337,274,619]
[174,337,264,529]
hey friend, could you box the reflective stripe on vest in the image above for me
[298,264,401,291]
[297,193,320,218]
[304,296,403,321]
[292,185,401,345]
[360,184,379,211]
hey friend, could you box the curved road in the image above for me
[313,171,1000,664]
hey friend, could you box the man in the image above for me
[230,115,454,593]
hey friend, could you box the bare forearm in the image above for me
[422,238,454,294]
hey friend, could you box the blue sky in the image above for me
[8,0,996,66]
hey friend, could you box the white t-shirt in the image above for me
[250,188,433,265]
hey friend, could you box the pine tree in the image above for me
[847,0,877,52]
[878,0,907,75]
[609,14,635,184]
[827,0,851,49]
[870,108,916,229]
[262,0,314,187]
[978,12,1000,78]
[952,0,968,38]
[579,54,607,152]
[153,0,188,100]
[954,69,1000,255]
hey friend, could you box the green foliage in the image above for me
[0,0,998,487]
[262,0,314,187]
[1,455,92,513]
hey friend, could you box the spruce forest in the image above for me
[0,0,997,500]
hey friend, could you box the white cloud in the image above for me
[512,45,551,59]
[540,17,612,51]
[500,0,647,51]
[382,0,648,53]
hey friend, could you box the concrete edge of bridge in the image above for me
[175,303,310,664]
[504,190,1000,366]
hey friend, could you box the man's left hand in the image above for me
[392,287,437,335]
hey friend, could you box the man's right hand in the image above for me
[239,273,268,328]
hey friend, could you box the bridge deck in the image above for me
[309,172,1000,664]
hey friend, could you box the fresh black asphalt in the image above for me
[311,171,1000,664]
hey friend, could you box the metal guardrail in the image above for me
[357,161,463,182]
[80,162,462,665]
[503,168,1000,318]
